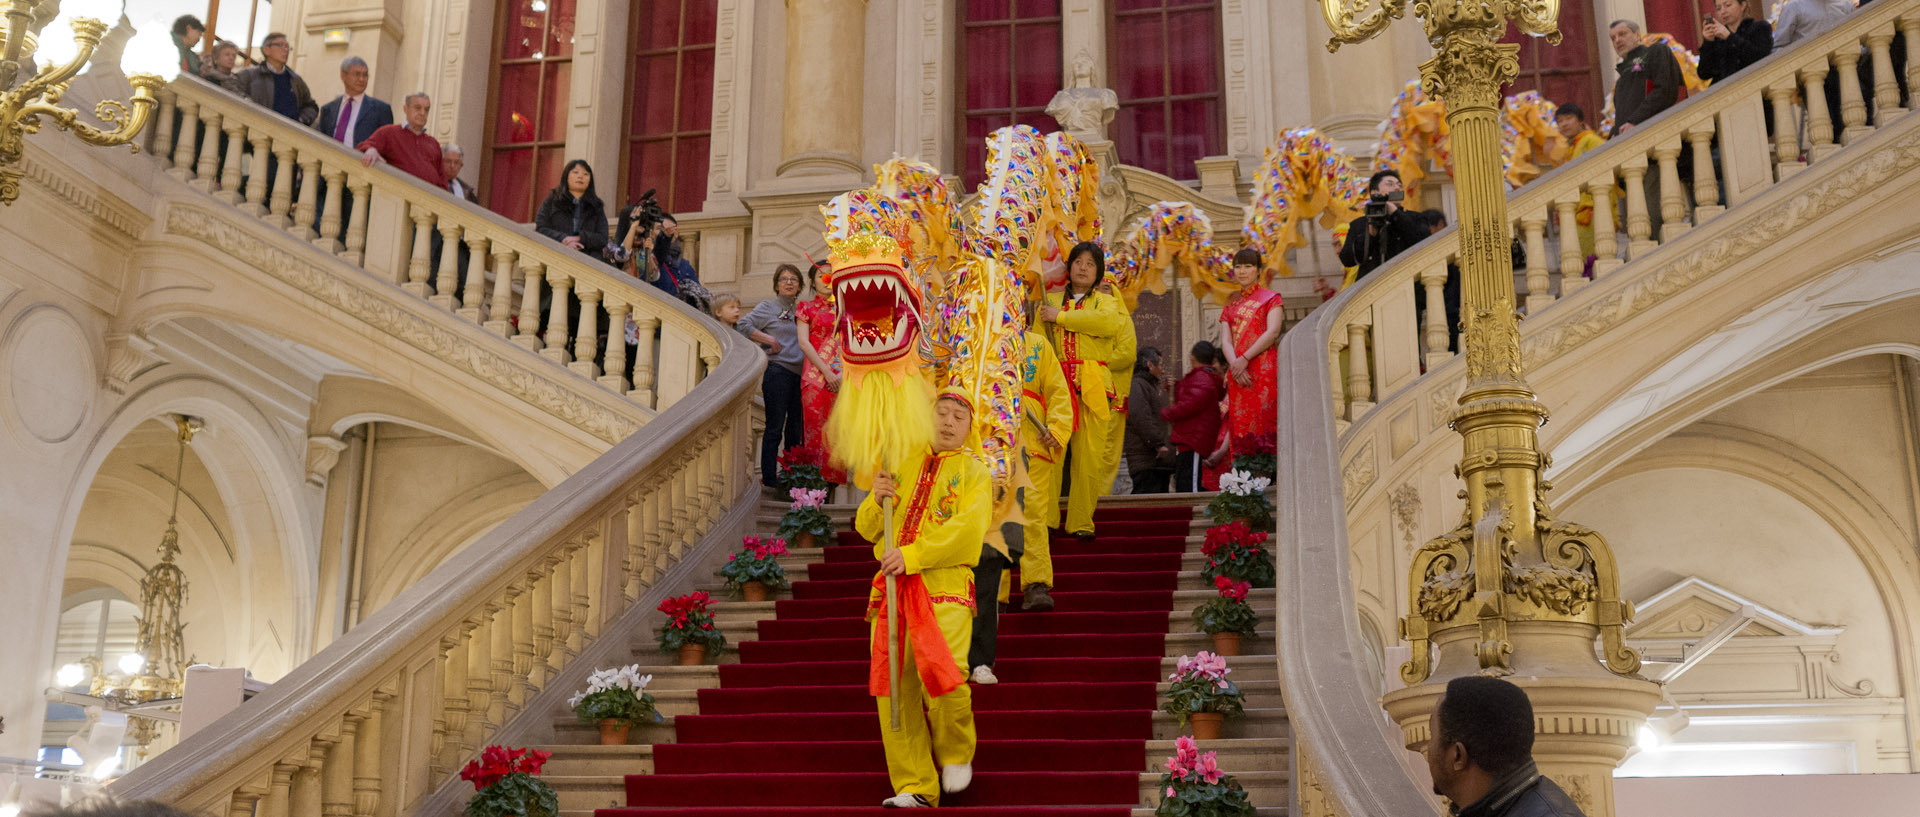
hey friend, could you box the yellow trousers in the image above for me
[1099,405,1127,493]
[1019,451,1062,588]
[1063,407,1110,534]
[874,601,977,803]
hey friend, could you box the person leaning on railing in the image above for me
[1697,0,1774,83]
[226,32,319,126]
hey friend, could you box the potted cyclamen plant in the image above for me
[1194,576,1259,657]
[1162,651,1245,741]
[568,664,664,745]
[1199,521,1276,589]
[459,745,558,817]
[1155,735,1256,817]
[1206,470,1275,531]
[717,535,789,601]
[658,591,726,665]
[1228,432,1277,480]
[775,443,832,493]
[777,487,834,549]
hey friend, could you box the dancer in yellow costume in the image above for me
[1016,320,1074,610]
[1043,241,1126,539]
[861,391,990,809]
[1095,282,1137,497]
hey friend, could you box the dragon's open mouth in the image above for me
[835,268,920,364]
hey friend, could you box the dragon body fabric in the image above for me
[823,126,1102,555]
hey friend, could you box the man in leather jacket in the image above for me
[1426,677,1587,817]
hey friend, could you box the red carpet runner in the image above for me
[596,503,1195,816]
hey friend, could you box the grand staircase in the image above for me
[537,496,1286,816]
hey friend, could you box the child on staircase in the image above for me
[861,390,991,808]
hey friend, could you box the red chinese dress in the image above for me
[796,294,846,483]
[1221,286,1282,458]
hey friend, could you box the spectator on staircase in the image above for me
[861,391,987,808]
[1697,0,1774,84]
[533,159,609,257]
[1124,346,1174,494]
[357,93,446,188]
[444,144,479,203]
[1217,248,1283,466]
[1424,676,1587,817]
[199,40,242,86]
[171,15,204,78]
[1163,341,1226,493]
[1607,20,1681,240]
[1554,105,1605,266]
[739,264,807,489]
[1773,0,1855,52]
[226,33,319,126]
[317,57,393,149]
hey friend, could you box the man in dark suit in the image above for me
[315,57,393,147]
[443,144,479,204]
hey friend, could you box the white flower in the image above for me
[1220,470,1269,496]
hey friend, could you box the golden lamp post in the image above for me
[1319,2,1661,815]
[0,0,177,205]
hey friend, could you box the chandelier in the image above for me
[56,415,199,762]
[0,0,179,205]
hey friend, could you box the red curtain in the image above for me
[625,0,718,215]
[1108,0,1223,181]
[486,0,579,222]
[1499,0,1605,123]
[959,1,1063,189]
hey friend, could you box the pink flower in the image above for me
[1166,786,1176,798]
[1198,751,1222,784]
[1174,735,1198,760]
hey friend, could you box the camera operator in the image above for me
[1339,170,1428,281]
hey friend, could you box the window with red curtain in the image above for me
[958,1,1063,190]
[1643,0,1710,51]
[484,0,577,223]
[1108,0,1223,181]
[1501,0,1604,123]
[625,0,718,215]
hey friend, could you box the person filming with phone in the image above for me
[1338,169,1428,281]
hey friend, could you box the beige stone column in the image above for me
[778,0,867,178]
[296,0,406,102]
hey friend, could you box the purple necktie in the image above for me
[334,97,355,142]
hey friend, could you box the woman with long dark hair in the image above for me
[533,159,609,257]
[1041,241,1126,542]
[795,260,846,486]
[1218,247,1284,463]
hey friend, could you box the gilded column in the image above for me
[778,0,867,178]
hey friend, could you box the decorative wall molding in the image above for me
[104,332,165,394]
[162,204,641,445]
[21,153,147,242]
[304,435,349,488]
[1342,437,1377,503]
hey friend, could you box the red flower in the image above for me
[459,745,551,792]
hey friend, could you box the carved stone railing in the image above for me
[144,76,720,417]
[1278,2,1920,814]
[108,317,761,815]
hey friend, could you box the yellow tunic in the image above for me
[1045,289,1126,534]
[856,447,988,804]
[1098,297,1138,495]
[1018,329,1075,588]
[1569,129,1606,258]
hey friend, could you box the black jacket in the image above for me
[1697,19,1774,84]
[225,64,319,125]
[315,95,394,147]
[533,191,609,255]
[1338,208,1426,279]
[1454,763,1587,817]
[1610,43,1682,136]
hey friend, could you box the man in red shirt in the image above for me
[357,93,446,188]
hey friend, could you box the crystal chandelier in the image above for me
[0,0,180,204]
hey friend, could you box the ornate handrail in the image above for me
[145,75,721,418]
[1279,2,1920,814]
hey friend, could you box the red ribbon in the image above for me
[869,573,967,699]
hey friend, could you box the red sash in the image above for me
[866,452,968,699]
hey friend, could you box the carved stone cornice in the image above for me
[21,152,148,242]
[162,204,642,444]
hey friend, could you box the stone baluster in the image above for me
[1902,18,1920,108]
[543,273,574,365]
[351,692,387,817]
[292,154,321,240]
[1587,173,1622,277]
[167,99,198,178]
[570,540,594,644]
[432,221,463,310]
[226,787,264,817]
[489,590,518,719]
[486,249,519,336]
[1519,215,1549,311]
[635,491,662,588]
[1618,158,1656,259]
[549,547,576,664]
[269,144,296,228]
[1801,63,1839,160]
[531,557,560,680]
[624,498,647,602]
[460,235,490,323]
[1553,199,1583,298]
[290,758,322,817]
[1345,319,1373,417]
[512,579,537,704]
[602,298,632,393]
[1328,336,1348,424]
[631,315,660,406]
[464,610,496,744]
[260,762,298,817]
[217,119,246,204]
[1686,124,1724,222]
[151,91,176,161]
[404,211,436,298]
[1652,143,1687,242]
[669,470,691,557]
[1766,83,1806,179]
[572,285,603,377]
[700,348,722,387]
[191,108,222,190]
[514,262,546,351]
[343,180,372,265]
[315,165,347,253]
[242,131,273,217]
[1867,32,1905,121]
[320,717,356,817]
[1833,44,1870,144]
[434,629,470,776]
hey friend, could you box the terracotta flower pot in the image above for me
[1211,631,1243,657]
[1189,712,1225,741]
[677,643,708,666]
[795,532,817,549]
[742,581,770,602]
[598,718,632,745]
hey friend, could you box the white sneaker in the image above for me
[940,763,973,794]
[970,665,999,685]
[881,792,932,808]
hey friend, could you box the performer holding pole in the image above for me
[859,391,989,808]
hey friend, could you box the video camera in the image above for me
[614,188,665,247]
[1363,189,1404,218]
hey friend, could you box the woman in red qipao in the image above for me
[795,260,847,485]
[1217,248,1284,463]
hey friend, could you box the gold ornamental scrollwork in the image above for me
[1319,0,1408,52]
